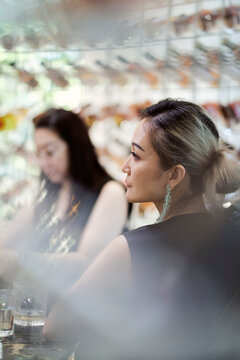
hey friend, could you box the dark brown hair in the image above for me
[34,108,111,190]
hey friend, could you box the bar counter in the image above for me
[1,326,73,360]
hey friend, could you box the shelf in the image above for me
[0,0,239,52]
[0,29,239,53]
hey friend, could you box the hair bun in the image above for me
[216,151,240,194]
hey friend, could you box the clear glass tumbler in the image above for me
[0,289,15,337]
[14,282,47,327]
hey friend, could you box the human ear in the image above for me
[168,165,186,189]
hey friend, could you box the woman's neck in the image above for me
[54,178,72,219]
[156,194,207,222]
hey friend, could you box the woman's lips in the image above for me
[124,180,131,188]
[45,172,57,179]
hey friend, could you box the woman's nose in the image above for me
[122,156,131,174]
[38,157,50,171]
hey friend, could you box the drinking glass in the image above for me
[0,289,15,337]
[14,282,47,327]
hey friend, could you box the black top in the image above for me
[25,181,130,254]
[123,213,240,360]
[22,182,100,254]
[32,183,99,253]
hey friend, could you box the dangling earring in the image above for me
[155,184,172,223]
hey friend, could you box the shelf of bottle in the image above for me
[133,0,217,11]
[146,84,240,89]
[0,30,239,54]
[142,0,205,11]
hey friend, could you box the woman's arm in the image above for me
[43,235,131,342]
[0,181,128,292]
[36,180,129,290]
[77,180,128,262]
[1,204,34,248]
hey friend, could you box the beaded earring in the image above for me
[155,184,172,223]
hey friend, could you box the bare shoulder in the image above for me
[74,235,131,289]
[85,234,130,272]
[100,234,130,262]
[100,180,125,197]
[44,234,131,341]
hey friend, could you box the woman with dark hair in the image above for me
[0,109,128,292]
[44,99,240,359]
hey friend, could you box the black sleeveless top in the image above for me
[30,183,99,253]
[123,213,240,359]
[27,180,130,254]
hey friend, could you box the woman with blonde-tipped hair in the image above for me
[44,99,240,360]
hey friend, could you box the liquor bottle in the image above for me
[198,9,221,32]
[1,34,19,50]
[73,64,99,86]
[145,52,190,87]
[144,17,167,39]
[202,103,227,127]
[194,43,219,85]
[223,5,240,29]
[220,105,236,127]
[172,14,194,35]
[42,63,69,88]
[222,38,240,60]
[230,101,240,124]
[195,42,220,67]
[117,55,159,87]
[8,63,38,88]
[95,60,128,86]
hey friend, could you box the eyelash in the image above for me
[37,148,56,158]
[130,151,140,160]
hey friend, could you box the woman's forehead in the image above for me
[35,128,61,146]
[133,119,147,137]
[132,120,156,155]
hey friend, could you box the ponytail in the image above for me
[204,144,240,201]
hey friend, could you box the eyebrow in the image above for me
[37,142,56,149]
[132,142,145,152]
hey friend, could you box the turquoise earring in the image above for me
[155,184,172,223]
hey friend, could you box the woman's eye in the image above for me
[130,151,140,160]
[45,147,57,157]
[36,148,56,158]
[47,150,55,157]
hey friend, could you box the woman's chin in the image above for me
[47,175,63,184]
[126,191,150,204]
[126,192,138,203]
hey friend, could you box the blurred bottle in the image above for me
[115,19,142,44]
[222,38,240,67]
[198,9,221,32]
[73,64,99,86]
[42,64,69,88]
[117,55,159,88]
[1,33,19,50]
[223,5,240,30]
[220,105,237,127]
[230,101,240,124]
[194,43,219,86]
[8,63,38,88]
[172,14,194,35]
[203,103,228,128]
[0,113,18,131]
[95,60,128,86]
[24,28,41,49]
[196,42,220,67]
[145,51,190,87]
[222,37,240,77]
[144,17,167,39]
